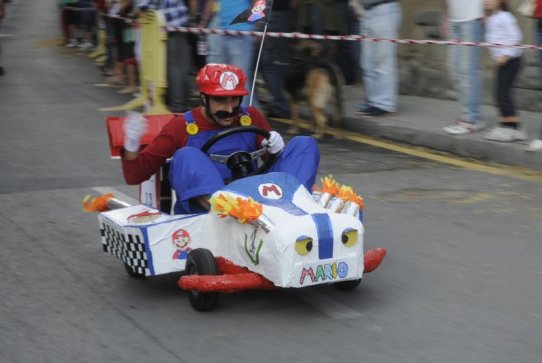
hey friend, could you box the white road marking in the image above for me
[290,288,365,319]
[91,186,139,206]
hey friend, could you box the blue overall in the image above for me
[168,109,320,214]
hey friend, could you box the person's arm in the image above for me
[121,131,177,184]
[199,0,216,27]
[248,106,272,147]
[121,115,183,184]
[495,13,523,64]
[187,0,198,25]
[249,107,285,154]
[348,0,363,20]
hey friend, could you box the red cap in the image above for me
[196,63,249,96]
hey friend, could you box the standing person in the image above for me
[105,0,128,86]
[63,0,81,47]
[0,0,5,75]
[355,0,402,118]
[117,0,138,94]
[187,0,209,70]
[139,0,194,113]
[201,0,259,107]
[100,0,119,79]
[77,0,97,50]
[121,64,320,214]
[336,0,362,85]
[293,0,357,82]
[536,0,542,78]
[483,0,526,142]
[442,0,485,135]
[259,0,292,118]
[525,0,542,151]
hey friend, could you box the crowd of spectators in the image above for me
[56,0,542,150]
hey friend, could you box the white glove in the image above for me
[262,131,285,154]
[123,111,148,152]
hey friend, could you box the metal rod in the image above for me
[249,21,268,107]
[107,198,132,210]
[249,1,274,106]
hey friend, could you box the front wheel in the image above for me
[185,248,220,311]
[334,279,361,290]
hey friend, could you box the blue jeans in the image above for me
[360,2,402,112]
[260,10,291,117]
[206,16,259,107]
[447,19,483,123]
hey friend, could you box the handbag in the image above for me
[517,0,535,17]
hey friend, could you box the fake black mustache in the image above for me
[214,106,240,119]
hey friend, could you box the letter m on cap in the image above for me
[261,184,281,198]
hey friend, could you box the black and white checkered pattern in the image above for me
[100,221,149,276]
[141,0,189,27]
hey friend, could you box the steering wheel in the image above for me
[200,126,277,181]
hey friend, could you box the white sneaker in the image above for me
[78,42,94,50]
[524,139,542,152]
[66,39,78,48]
[484,126,527,142]
[444,119,485,135]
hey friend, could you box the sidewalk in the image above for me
[339,85,542,172]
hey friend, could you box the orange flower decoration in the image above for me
[211,194,263,224]
[337,185,355,202]
[350,194,364,209]
[320,175,340,195]
[82,193,114,212]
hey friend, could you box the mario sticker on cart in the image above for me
[171,229,192,260]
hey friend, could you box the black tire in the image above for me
[124,263,146,278]
[334,279,362,290]
[185,248,220,311]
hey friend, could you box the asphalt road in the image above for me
[1,1,541,363]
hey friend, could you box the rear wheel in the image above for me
[185,248,220,311]
[334,279,361,290]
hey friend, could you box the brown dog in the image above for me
[284,41,344,140]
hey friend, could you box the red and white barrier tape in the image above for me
[86,12,542,51]
[166,26,542,51]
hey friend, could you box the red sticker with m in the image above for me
[258,183,283,200]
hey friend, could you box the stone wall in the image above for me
[397,0,542,112]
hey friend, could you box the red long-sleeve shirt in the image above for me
[121,106,271,185]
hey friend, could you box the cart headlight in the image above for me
[295,236,313,256]
[341,228,358,247]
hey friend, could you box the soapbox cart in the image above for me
[84,116,386,311]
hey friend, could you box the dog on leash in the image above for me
[283,40,344,140]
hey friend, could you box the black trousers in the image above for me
[495,56,521,117]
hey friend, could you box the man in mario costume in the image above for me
[120,63,320,214]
